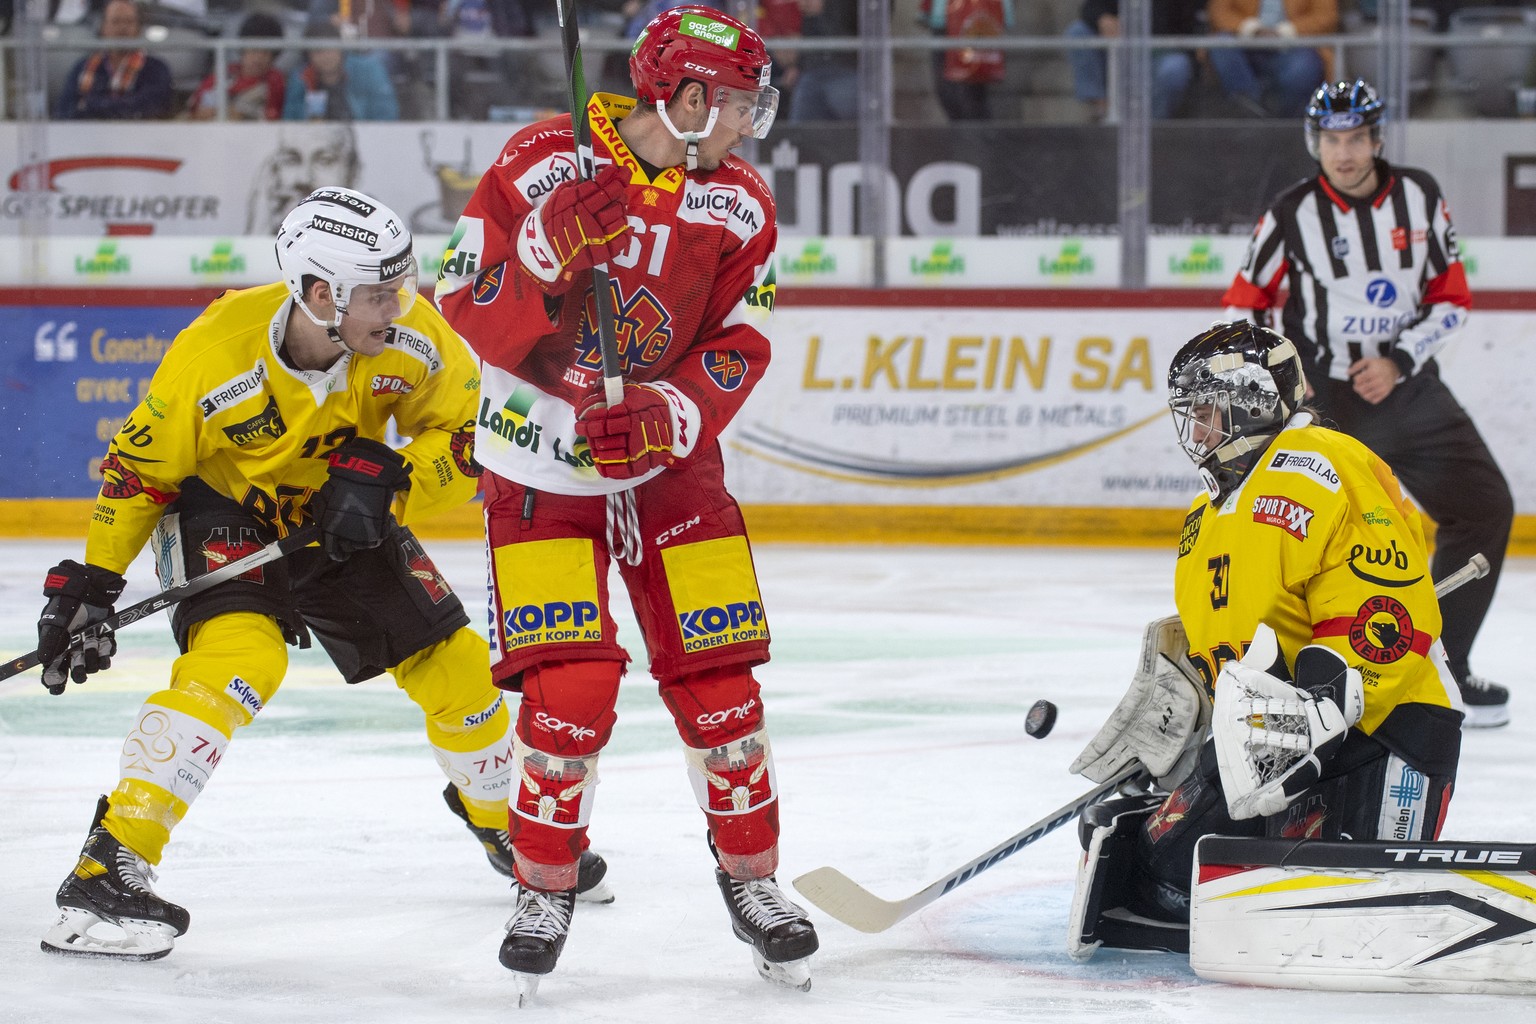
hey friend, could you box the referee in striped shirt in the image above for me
[1219,78,1512,728]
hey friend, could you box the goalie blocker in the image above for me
[1191,836,1536,993]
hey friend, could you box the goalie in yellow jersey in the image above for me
[1067,320,1463,959]
[36,187,610,963]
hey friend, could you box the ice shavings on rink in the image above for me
[1,540,1533,1023]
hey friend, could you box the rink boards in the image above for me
[4,287,1536,550]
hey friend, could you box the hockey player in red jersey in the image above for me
[435,4,816,996]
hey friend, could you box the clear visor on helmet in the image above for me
[337,258,419,322]
[710,84,779,139]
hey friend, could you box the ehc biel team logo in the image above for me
[704,350,747,391]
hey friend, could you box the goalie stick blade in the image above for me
[793,767,1145,934]
[792,867,910,934]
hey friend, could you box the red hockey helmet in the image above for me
[630,6,777,138]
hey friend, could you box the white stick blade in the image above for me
[791,867,908,934]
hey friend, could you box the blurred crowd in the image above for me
[4,0,1536,122]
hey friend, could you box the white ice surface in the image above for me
[2,540,1534,1024]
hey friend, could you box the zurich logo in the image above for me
[1365,278,1398,307]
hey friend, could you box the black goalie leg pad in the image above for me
[1068,796,1190,959]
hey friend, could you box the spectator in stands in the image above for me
[187,11,286,120]
[444,0,544,119]
[283,20,399,121]
[1206,0,1336,117]
[56,0,173,119]
[1064,0,1202,120]
[757,0,805,120]
[921,0,1015,121]
[791,0,858,121]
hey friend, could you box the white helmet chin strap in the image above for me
[293,293,357,354]
[656,100,722,171]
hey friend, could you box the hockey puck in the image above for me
[1025,699,1058,739]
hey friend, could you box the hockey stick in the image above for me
[1,525,319,691]
[555,0,624,406]
[793,553,1493,934]
[792,765,1147,934]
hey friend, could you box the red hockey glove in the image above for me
[576,384,678,479]
[517,164,630,295]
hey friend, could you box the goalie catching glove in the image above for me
[516,164,630,295]
[37,560,126,694]
[577,382,695,479]
[1211,623,1364,820]
[311,437,412,561]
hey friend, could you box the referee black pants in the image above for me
[1316,368,1512,684]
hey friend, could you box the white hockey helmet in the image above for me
[275,186,418,330]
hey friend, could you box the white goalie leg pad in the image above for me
[1067,797,1188,961]
[1072,614,1210,789]
[1191,835,1536,993]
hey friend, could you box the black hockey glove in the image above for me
[37,560,127,695]
[311,437,412,561]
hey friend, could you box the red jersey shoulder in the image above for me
[679,159,776,246]
[492,116,581,205]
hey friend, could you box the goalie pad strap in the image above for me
[1191,836,1536,993]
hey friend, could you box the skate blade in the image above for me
[753,951,812,992]
[511,971,541,1007]
[574,878,615,905]
[41,907,176,961]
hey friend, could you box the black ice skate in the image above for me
[715,868,819,991]
[1458,674,1510,729]
[499,882,577,1005]
[441,783,614,903]
[41,796,191,961]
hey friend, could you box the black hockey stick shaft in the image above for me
[792,765,1147,933]
[2,525,319,689]
[555,0,624,406]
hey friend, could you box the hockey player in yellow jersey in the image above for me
[35,187,609,962]
[1067,320,1462,957]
